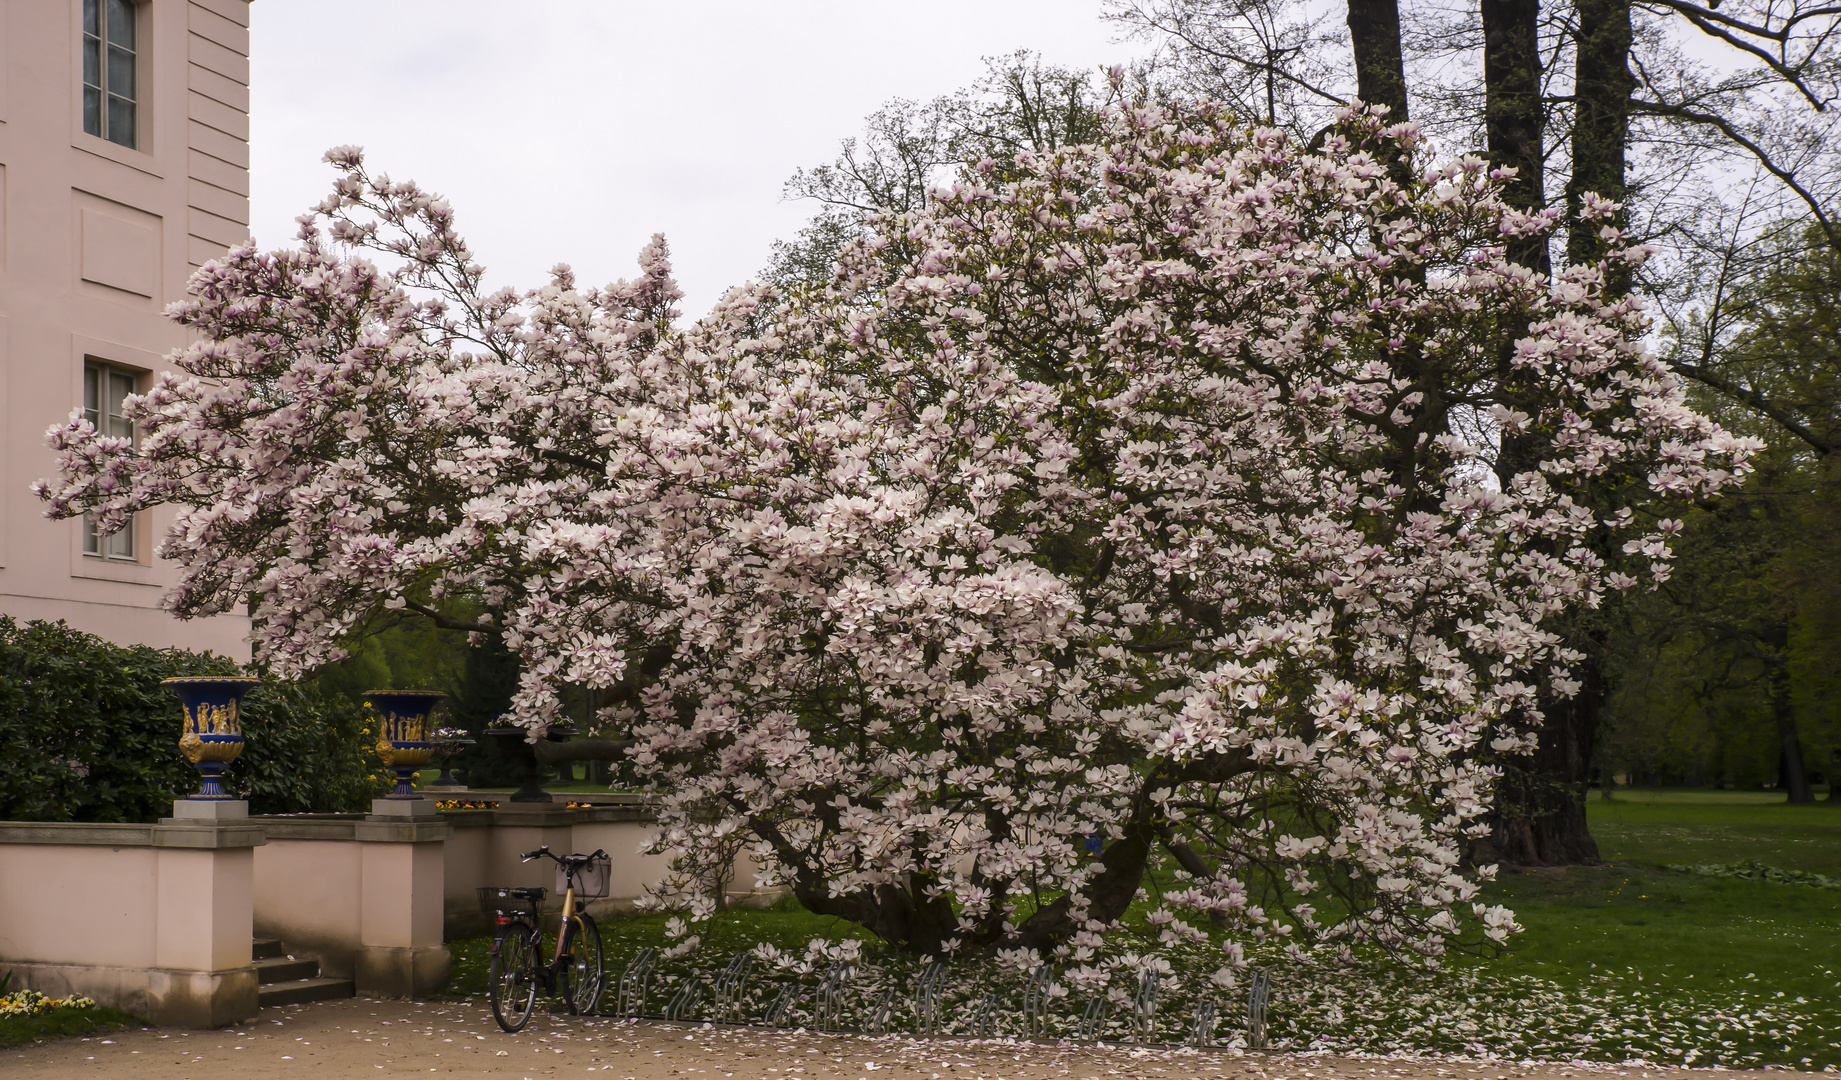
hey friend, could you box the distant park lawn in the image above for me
[1474,788,1839,1066]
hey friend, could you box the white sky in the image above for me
[250,1,1148,320]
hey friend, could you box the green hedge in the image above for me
[0,617,388,822]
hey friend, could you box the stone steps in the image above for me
[253,937,354,1009]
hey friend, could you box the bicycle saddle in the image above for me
[508,886,545,900]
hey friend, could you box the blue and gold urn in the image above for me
[162,677,261,801]
[365,691,447,800]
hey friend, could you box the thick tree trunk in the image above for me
[1481,0,1550,274]
[1568,0,1636,289]
[1489,655,1606,865]
[1346,0,1414,185]
[1347,0,1410,120]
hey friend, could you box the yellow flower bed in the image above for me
[0,989,96,1019]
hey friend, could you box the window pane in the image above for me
[108,520,135,559]
[85,366,101,422]
[84,37,101,89]
[110,370,135,411]
[107,97,135,148]
[84,515,100,555]
[108,372,135,439]
[84,87,102,138]
[108,45,135,101]
[84,0,99,38]
[106,0,135,49]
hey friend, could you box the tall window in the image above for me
[82,0,138,149]
[83,363,138,559]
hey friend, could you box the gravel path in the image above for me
[2,998,1792,1079]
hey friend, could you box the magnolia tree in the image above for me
[39,102,1751,978]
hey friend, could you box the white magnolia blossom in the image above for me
[37,103,1753,961]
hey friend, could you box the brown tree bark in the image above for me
[1765,626,1815,803]
[1567,0,1637,292]
[1481,0,1550,274]
[1486,640,1606,865]
[1346,0,1413,185]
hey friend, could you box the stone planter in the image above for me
[485,725,576,802]
[424,737,475,790]
[364,691,448,800]
[161,677,261,801]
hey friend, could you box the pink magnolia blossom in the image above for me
[36,103,1753,961]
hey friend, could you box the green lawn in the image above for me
[1586,787,1841,875]
[432,790,1840,1066]
[1469,790,1841,1067]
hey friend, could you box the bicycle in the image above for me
[480,846,609,1032]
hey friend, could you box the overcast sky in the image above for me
[249,1,1147,319]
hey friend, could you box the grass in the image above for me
[432,790,1839,1067]
[434,896,869,1005]
[1467,789,1841,1067]
[0,1003,138,1049]
[1587,786,1841,875]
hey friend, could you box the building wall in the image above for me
[0,0,253,658]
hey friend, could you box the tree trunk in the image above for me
[1567,0,1636,290]
[1477,620,1606,866]
[1769,657,1815,803]
[1346,0,1413,185]
[1481,0,1550,274]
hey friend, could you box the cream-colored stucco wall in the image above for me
[0,822,261,1027]
[0,0,253,657]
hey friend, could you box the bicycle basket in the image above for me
[477,885,539,918]
[560,854,611,899]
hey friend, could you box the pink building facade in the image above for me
[0,0,252,658]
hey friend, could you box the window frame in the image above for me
[80,359,142,562]
[79,0,143,152]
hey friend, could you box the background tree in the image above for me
[1606,219,1841,799]
[1104,0,1841,861]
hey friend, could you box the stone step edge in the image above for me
[257,977,355,1008]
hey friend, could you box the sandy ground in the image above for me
[2,997,1794,1080]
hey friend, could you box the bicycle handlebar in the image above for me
[520,845,607,865]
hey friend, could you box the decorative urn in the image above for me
[161,677,261,800]
[364,691,448,799]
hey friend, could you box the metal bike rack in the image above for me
[613,948,656,1019]
[762,983,798,1027]
[1133,968,1161,1039]
[968,990,1000,1037]
[815,959,853,1032]
[912,961,947,1036]
[712,951,754,1021]
[866,986,897,1034]
[1077,994,1109,1039]
[1023,964,1056,1038]
[1246,969,1272,1049]
[664,975,705,1022]
[1190,998,1218,1047]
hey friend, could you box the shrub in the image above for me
[0,616,386,822]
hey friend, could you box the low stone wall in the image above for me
[0,798,777,1028]
[438,799,779,939]
[250,814,450,998]
[0,819,262,1028]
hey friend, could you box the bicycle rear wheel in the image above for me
[488,924,539,1032]
[561,914,604,1015]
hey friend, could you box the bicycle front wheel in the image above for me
[488,924,539,1032]
[562,914,604,1015]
